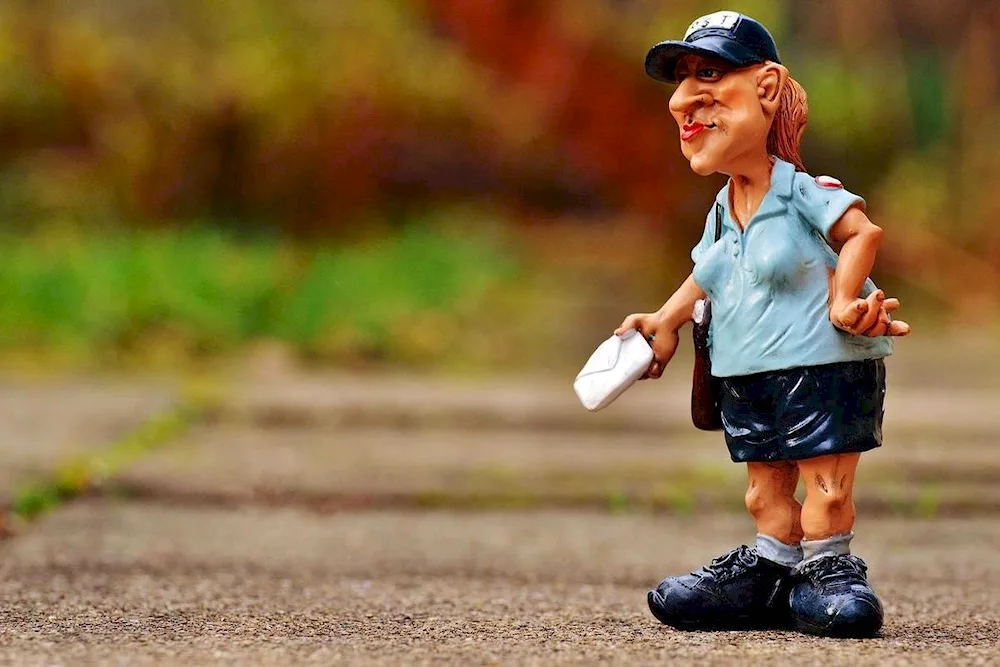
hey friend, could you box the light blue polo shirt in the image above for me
[691,158,892,378]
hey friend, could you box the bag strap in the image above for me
[714,203,723,242]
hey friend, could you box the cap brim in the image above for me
[645,36,765,84]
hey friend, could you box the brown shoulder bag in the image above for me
[691,204,724,431]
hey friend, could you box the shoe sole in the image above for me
[647,590,790,632]
[792,617,882,639]
[792,618,882,639]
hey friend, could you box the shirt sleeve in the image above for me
[791,172,866,242]
[690,204,719,265]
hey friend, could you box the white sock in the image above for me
[800,531,854,563]
[755,533,802,567]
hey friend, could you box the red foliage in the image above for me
[418,0,712,227]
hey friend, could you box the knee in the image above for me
[745,485,765,517]
[745,483,790,518]
[745,463,801,520]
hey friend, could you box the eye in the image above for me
[696,67,724,82]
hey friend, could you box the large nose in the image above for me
[669,78,713,118]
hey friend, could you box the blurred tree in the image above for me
[0,0,996,323]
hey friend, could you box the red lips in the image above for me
[681,122,707,141]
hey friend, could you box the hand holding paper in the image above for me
[573,328,654,411]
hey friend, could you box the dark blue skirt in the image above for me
[719,359,886,463]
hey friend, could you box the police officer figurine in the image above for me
[615,11,911,638]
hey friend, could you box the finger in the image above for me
[853,290,884,334]
[613,319,634,336]
[850,291,883,334]
[614,315,640,336]
[861,311,890,337]
[641,361,663,380]
[651,339,672,363]
[862,322,888,337]
[882,298,900,313]
[859,308,888,337]
[837,299,869,329]
[887,320,911,336]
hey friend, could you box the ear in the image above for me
[756,63,788,116]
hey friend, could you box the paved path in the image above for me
[1,503,997,665]
[121,346,1000,515]
[222,334,1000,432]
[1,361,998,665]
[116,419,1000,514]
[0,379,175,506]
[221,368,1000,433]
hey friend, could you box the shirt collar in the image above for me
[714,157,795,226]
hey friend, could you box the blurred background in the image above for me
[1,5,998,658]
[1,0,998,375]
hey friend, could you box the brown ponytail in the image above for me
[767,75,809,172]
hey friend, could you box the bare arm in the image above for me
[829,206,882,308]
[654,273,706,331]
[615,273,706,378]
[828,206,910,337]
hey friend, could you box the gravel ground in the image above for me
[2,361,998,666]
[0,502,997,666]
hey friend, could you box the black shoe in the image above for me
[789,554,884,638]
[647,545,792,631]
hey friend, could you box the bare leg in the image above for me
[797,453,860,540]
[745,461,803,545]
[789,452,882,638]
[647,460,805,630]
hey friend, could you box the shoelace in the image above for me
[700,545,759,579]
[795,554,868,585]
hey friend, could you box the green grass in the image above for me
[0,220,520,371]
[4,378,222,533]
[10,402,201,521]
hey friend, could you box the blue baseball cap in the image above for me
[645,11,780,84]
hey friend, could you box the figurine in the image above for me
[616,11,910,638]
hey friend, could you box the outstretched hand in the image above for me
[830,290,911,337]
[614,313,680,379]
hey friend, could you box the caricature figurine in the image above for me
[616,11,911,638]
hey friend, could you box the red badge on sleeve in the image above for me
[815,175,843,189]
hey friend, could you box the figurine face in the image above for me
[668,55,772,176]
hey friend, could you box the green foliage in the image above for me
[797,56,910,156]
[10,483,61,520]
[268,223,517,361]
[0,218,519,370]
[0,0,997,326]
